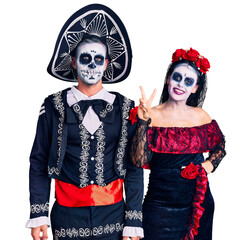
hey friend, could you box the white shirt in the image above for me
[67,86,116,134]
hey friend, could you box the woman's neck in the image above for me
[162,98,191,111]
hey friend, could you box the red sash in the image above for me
[55,179,123,207]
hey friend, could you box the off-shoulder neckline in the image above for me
[150,120,217,130]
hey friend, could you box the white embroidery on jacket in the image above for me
[79,124,90,188]
[125,210,143,222]
[39,104,45,116]
[95,123,106,186]
[50,91,65,176]
[54,222,124,239]
[99,103,113,118]
[72,103,84,121]
[116,97,131,177]
[30,202,49,214]
[48,166,60,176]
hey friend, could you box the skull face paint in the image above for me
[168,64,199,103]
[75,42,107,85]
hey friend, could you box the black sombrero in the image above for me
[47,4,132,83]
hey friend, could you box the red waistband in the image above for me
[55,179,123,207]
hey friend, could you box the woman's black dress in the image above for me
[131,119,226,240]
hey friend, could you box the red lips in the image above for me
[173,87,185,95]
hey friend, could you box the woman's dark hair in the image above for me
[159,59,207,107]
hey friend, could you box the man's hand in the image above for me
[31,224,48,240]
[122,237,140,240]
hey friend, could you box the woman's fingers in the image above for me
[138,86,157,120]
[149,88,157,105]
[139,86,146,100]
[139,86,157,108]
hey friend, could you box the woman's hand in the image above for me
[201,160,214,174]
[138,86,157,121]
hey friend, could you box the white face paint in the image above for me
[168,64,198,103]
[75,42,107,85]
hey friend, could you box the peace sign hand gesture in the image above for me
[138,86,157,121]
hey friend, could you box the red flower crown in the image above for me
[172,48,210,74]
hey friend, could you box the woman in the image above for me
[130,48,226,240]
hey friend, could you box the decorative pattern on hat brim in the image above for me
[47,4,132,83]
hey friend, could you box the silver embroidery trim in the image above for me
[50,91,65,176]
[125,210,143,222]
[54,222,124,239]
[30,202,49,214]
[79,124,90,188]
[95,123,106,186]
[116,97,132,177]
[39,104,45,116]
[73,103,84,121]
[48,166,60,176]
[99,103,114,118]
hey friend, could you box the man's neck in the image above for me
[76,79,103,97]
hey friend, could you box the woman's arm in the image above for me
[130,87,156,167]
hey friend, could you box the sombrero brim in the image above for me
[47,4,132,83]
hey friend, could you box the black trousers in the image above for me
[51,200,124,240]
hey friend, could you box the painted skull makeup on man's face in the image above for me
[79,53,105,66]
[75,42,107,85]
[168,64,198,102]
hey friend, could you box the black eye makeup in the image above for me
[79,53,92,65]
[184,77,194,87]
[94,55,105,65]
[171,72,195,87]
[79,53,105,66]
[172,72,182,82]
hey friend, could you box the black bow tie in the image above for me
[66,99,115,124]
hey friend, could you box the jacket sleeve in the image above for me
[26,100,52,227]
[123,104,144,238]
[123,158,144,237]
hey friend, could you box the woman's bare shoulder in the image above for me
[152,104,163,110]
[192,107,212,125]
[150,104,168,125]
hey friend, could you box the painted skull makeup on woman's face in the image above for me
[75,42,107,85]
[168,64,198,102]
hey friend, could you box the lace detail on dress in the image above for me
[130,117,152,167]
[148,120,223,154]
[131,119,226,171]
[206,136,226,172]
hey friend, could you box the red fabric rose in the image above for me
[182,165,208,240]
[197,57,210,73]
[181,162,199,179]
[171,48,210,75]
[172,49,186,62]
[142,163,150,169]
[182,48,200,62]
[129,106,138,125]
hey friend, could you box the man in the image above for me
[26,4,143,240]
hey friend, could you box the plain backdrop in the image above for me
[1,0,250,239]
